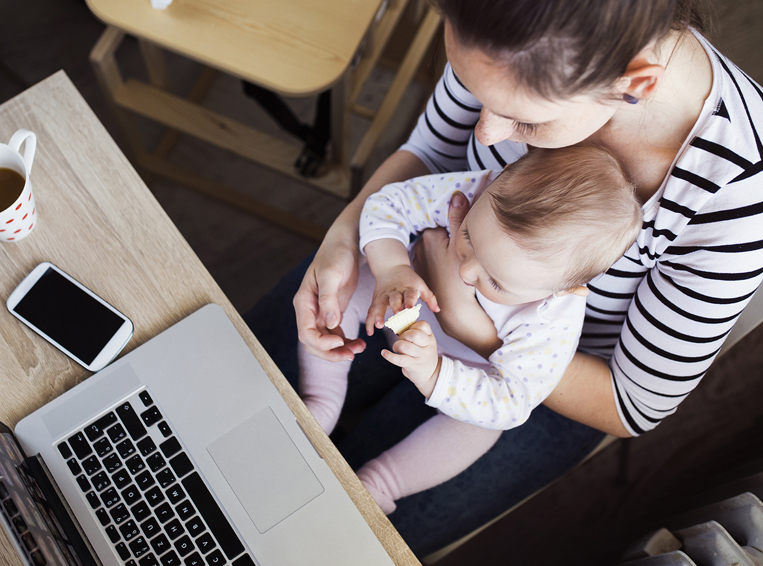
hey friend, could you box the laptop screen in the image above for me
[0,423,87,566]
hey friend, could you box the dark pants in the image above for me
[243,254,605,557]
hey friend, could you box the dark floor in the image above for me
[3,1,763,565]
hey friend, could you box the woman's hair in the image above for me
[487,145,642,290]
[434,0,709,98]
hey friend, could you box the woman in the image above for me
[245,0,763,555]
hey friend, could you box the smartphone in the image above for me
[6,262,133,372]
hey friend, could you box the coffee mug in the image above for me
[0,129,37,242]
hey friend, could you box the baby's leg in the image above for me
[298,263,375,435]
[357,414,502,514]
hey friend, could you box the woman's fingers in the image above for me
[448,191,470,234]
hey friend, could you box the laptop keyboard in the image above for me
[56,390,255,566]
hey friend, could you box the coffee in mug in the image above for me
[0,168,26,211]
[0,129,37,242]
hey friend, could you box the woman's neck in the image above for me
[589,30,714,204]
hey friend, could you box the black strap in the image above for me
[242,81,331,177]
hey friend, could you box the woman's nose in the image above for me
[475,108,513,146]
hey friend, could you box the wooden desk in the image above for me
[0,71,419,566]
[85,0,441,241]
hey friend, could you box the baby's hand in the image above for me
[381,321,441,398]
[366,265,439,336]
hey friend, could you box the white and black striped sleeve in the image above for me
[400,62,482,173]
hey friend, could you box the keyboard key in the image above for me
[66,459,82,476]
[169,454,193,479]
[86,491,100,510]
[155,503,175,524]
[107,424,127,443]
[176,501,194,522]
[139,391,153,407]
[165,519,184,540]
[205,550,224,566]
[140,554,159,566]
[185,517,204,539]
[110,503,130,524]
[92,471,112,492]
[93,437,113,458]
[113,469,131,490]
[160,438,181,459]
[157,422,172,438]
[118,440,137,459]
[136,471,156,491]
[57,442,72,459]
[3,499,17,516]
[137,437,157,457]
[131,501,151,523]
[147,453,166,473]
[122,484,141,506]
[67,432,92,459]
[116,542,131,560]
[195,534,214,555]
[95,508,110,526]
[161,551,182,566]
[156,469,176,489]
[117,402,148,441]
[85,412,117,441]
[141,407,163,428]
[129,537,150,558]
[103,454,122,474]
[182,473,244,560]
[166,485,185,506]
[127,560,137,566]
[119,520,140,541]
[105,525,120,543]
[140,517,160,539]
[82,456,102,476]
[232,556,254,566]
[184,552,204,566]
[76,475,91,493]
[12,516,26,534]
[101,488,120,508]
[174,536,194,557]
[127,455,146,475]
[146,487,165,507]
[150,534,171,555]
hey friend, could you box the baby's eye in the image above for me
[461,227,472,245]
[488,277,503,292]
[513,121,538,135]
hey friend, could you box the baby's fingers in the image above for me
[381,348,413,369]
[419,286,440,313]
[402,288,421,310]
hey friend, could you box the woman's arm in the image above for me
[543,353,632,437]
[294,150,430,361]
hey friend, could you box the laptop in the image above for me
[2,304,395,566]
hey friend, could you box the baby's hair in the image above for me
[487,145,642,290]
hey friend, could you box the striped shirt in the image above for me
[399,32,763,436]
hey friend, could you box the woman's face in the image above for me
[444,22,621,149]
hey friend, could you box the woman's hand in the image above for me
[293,150,431,362]
[294,232,366,362]
[412,192,503,358]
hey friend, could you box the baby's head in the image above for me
[456,144,641,305]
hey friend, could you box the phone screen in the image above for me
[12,268,126,365]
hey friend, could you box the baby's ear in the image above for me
[555,285,589,298]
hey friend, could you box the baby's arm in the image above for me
[364,239,438,335]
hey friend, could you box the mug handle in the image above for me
[9,129,37,175]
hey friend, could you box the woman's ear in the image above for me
[617,46,665,102]
[555,285,589,298]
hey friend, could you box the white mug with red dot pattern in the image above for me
[0,129,37,242]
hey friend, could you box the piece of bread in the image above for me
[384,304,422,335]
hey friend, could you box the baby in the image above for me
[298,145,642,513]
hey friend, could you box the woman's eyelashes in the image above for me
[513,121,538,135]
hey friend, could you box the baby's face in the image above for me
[455,194,567,306]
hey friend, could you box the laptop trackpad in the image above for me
[207,407,324,533]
